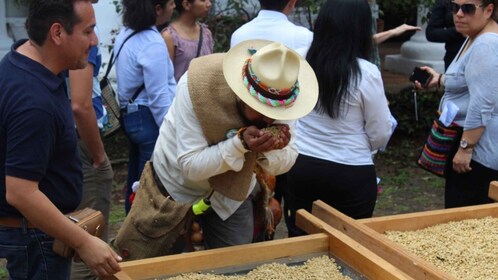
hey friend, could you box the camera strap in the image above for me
[412,86,419,122]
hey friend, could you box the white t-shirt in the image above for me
[230,10,313,57]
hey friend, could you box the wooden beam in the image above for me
[297,209,414,280]
[360,202,498,232]
[488,181,498,201]
[114,234,329,279]
[310,200,454,280]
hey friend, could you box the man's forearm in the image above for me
[69,67,106,166]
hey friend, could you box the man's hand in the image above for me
[242,124,291,152]
[76,235,122,278]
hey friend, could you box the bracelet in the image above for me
[437,74,443,90]
[237,127,250,150]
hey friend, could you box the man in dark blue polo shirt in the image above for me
[0,0,121,279]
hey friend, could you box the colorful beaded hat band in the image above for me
[242,57,300,108]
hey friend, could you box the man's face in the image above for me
[63,0,98,70]
[237,100,275,128]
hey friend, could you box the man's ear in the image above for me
[49,23,64,45]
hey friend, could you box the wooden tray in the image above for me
[297,181,498,280]
[110,223,410,279]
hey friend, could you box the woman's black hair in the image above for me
[174,0,195,14]
[122,0,168,31]
[482,0,497,16]
[306,0,372,118]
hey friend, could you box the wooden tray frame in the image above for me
[297,181,498,280]
[111,222,410,279]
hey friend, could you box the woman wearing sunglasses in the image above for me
[416,0,498,208]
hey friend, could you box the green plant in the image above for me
[204,0,258,52]
[386,86,442,137]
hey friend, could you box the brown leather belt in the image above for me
[0,217,35,228]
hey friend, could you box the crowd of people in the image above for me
[0,0,497,278]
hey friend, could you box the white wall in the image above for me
[93,1,123,72]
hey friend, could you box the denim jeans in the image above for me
[0,225,71,279]
[122,105,159,214]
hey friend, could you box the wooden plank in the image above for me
[310,200,454,280]
[297,210,414,280]
[106,271,133,280]
[113,234,329,280]
[360,203,498,233]
[488,181,498,201]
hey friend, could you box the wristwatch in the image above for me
[459,139,475,150]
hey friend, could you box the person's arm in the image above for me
[361,66,392,151]
[69,64,106,167]
[162,29,176,63]
[373,24,421,45]
[139,40,176,127]
[5,176,121,277]
[172,78,286,181]
[453,40,498,173]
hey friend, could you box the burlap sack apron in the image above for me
[111,162,194,260]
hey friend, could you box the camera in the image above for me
[409,67,433,88]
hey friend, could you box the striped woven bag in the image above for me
[417,118,462,177]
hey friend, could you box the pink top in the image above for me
[166,23,214,82]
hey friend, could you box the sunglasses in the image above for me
[450,2,484,15]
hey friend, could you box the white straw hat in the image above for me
[223,40,318,120]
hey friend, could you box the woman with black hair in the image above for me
[285,0,393,236]
[115,0,177,214]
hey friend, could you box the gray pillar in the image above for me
[384,5,445,75]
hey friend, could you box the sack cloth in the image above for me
[100,78,121,137]
[112,161,194,261]
[52,208,105,258]
[417,118,463,177]
[188,53,257,201]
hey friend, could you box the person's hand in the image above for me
[242,126,277,153]
[264,124,291,150]
[242,125,291,152]
[76,235,122,278]
[452,148,473,173]
[391,24,421,37]
[413,66,440,90]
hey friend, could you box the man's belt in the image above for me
[0,217,35,228]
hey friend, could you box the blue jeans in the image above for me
[122,105,159,214]
[0,224,71,279]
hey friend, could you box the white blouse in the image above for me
[296,58,393,165]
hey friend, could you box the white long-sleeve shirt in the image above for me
[114,27,176,127]
[152,73,298,220]
[296,59,392,165]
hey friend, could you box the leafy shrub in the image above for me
[386,86,442,137]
